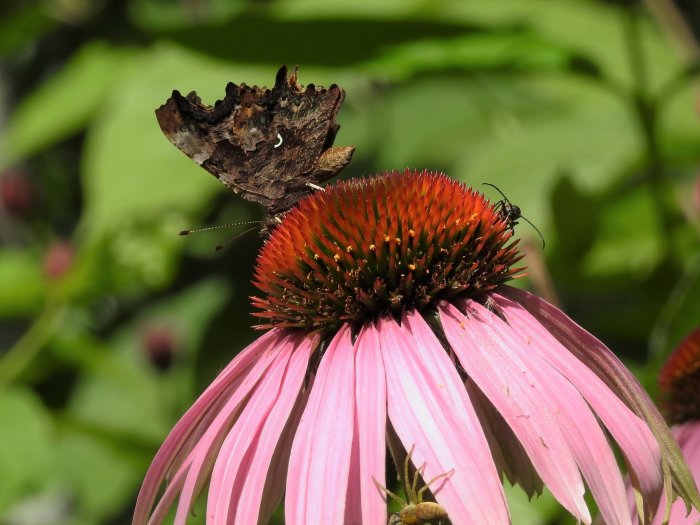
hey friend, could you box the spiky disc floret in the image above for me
[252,169,524,332]
[659,328,700,424]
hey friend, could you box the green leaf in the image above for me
[0,249,45,316]
[270,0,426,19]
[441,0,680,90]
[101,216,185,294]
[365,32,574,80]
[3,42,133,165]
[550,175,601,262]
[64,278,229,441]
[51,427,141,521]
[66,348,172,444]
[128,0,246,30]
[504,483,561,525]
[79,44,269,238]
[583,185,663,277]
[0,387,53,511]
[0,4,54,56]
[150,15,469,66]
[456,75,637,227]
[369,73,636,233]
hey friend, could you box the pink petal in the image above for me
[349,322,388,525]
[258,390,309,524]
[206,335,300,524]
[493,292,663,513]
[463,299,631,525]
[173,335,299,525]
[285,325,356,525]
[465,380,543,498]
[355,324,387,524]
[499,286,670,515]
[439,301,590,522]
[133,329,284,525]
[146,461,189,525]
[228,335,314,524]
[380,313,509,525]
[344,419,362,525]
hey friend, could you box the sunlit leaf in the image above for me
[51,427,141,521]
[0,249,45,316]
[4,42,133,166]
[128,0,246,30]
[270,0,425,19]
[0,388,53,511]
[504,483,562,525]
[365,33,574,79]
[441,0,680,90]
[583,184,663,277]
[80,44,273,238]
[65,278,229,441]
[454,75,638,227]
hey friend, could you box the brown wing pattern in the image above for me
[155,66,354,226]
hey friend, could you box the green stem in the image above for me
[0,303,65,386]
[624,7,674,250]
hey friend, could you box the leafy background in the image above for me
[1,0,699,524]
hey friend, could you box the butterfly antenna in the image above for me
[520,215,546,249]
[179,220,263,236]
[482,182,511,205]
[215,226,259,251]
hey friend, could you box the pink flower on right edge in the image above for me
[639,328,700,524]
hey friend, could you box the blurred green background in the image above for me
[1,0,699,524]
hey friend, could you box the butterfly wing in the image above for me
[155,66,354,217]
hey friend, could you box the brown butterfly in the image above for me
[155,66,355,233]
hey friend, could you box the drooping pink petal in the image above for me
[650,421,700,525]
[227,335,314,524]
[285,325,356,525]
[207,334,305,524]
[465,380,543,498]
[146,460,189,525]
[344,417,362,525]
[499,286,700,518]
[348,322,388,525]
[439,301,590,523]
[133,329,285,525]
[173,335,299,525]
[259,389,309,524]
[493,292,663,514]
[379,313,509,525]
[459,299,631,525]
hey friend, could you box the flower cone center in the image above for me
[252,169,523,333]
[659,328,700,424]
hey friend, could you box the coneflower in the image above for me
[630,328,700,525]
[133,169,699,525]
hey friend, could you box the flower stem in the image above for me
[0,303,65,386]
[624,6,675,251]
